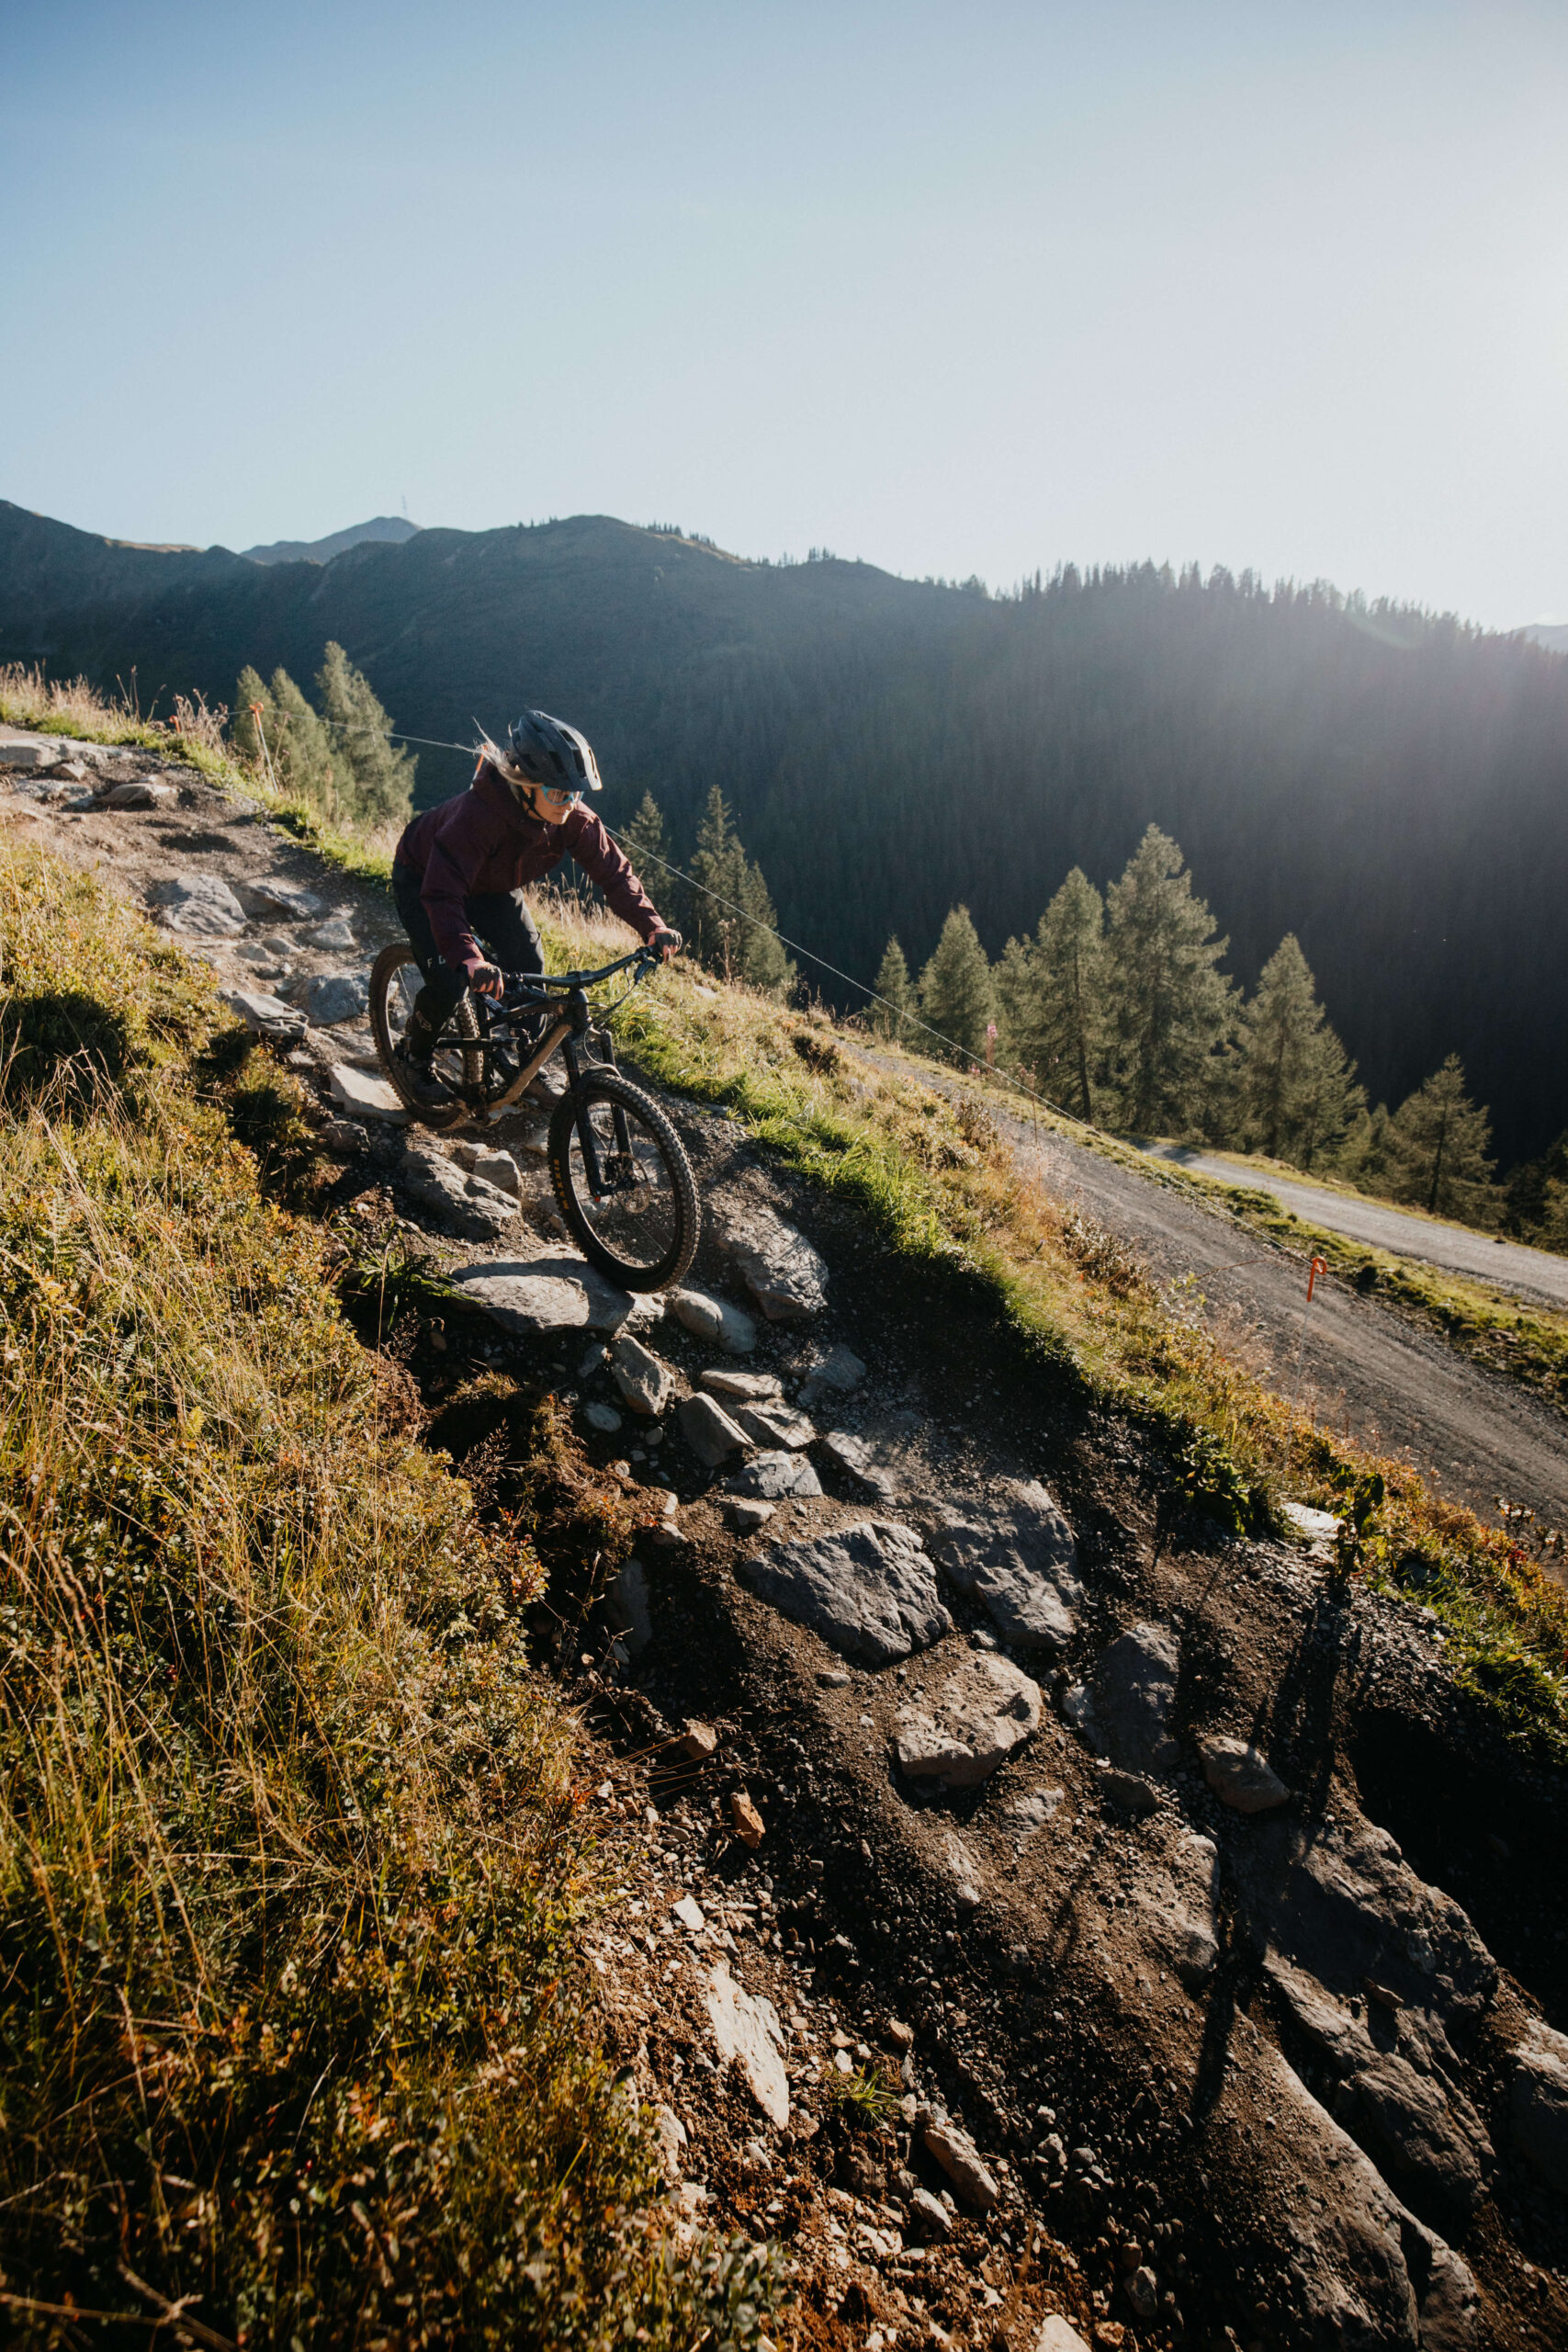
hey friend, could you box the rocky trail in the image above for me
[4,729,1567,2351]
[850,1045,1568,1546]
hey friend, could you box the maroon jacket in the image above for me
[393,762,663,980]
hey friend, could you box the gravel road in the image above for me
[856,1048,1568,1537]
[1138,1140,1568,1308]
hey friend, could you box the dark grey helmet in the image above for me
[501,708,603,795]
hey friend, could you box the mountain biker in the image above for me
[389,710,680,1108]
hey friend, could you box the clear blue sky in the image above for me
[7,0,1566,627]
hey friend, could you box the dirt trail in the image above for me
[853,1046,1568,1542]
[1135,1144,1568,1314]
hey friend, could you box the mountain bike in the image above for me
[368,938,699,1292]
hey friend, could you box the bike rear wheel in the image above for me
[547,1069,699,1292]
[368,943,484,1128]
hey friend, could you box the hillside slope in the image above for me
[4,498,1567,1164]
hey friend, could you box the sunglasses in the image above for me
[534,782,581,807]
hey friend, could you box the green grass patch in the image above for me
[0,842,776,2347]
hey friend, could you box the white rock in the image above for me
[305,917,356,951]
[304,971,369,1026]
[652,2103,688,2181]
[678,1392,751,1467]
[220,986,303,1034]
[700,1369,784,1402]
[468,1147,524,1200]
[329,1062,411,1125]
[148,871,248,938]
[99,776,176,808]
[896,1651,1042,1789]
[724,1450,823,1500]
[671,1287,757,1353]
[673,1894,705,1933]
[0,738,62,771]
[705,1962,790,2128]
[1035,2319,1091,2352]
[919,2112,998,2211]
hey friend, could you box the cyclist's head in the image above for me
[491,709,602,823]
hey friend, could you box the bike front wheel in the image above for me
[368,942,484,1130]
[547,1069,700,1292]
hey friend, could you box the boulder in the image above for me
[400,1146,515,1238]
[584,1402,623,1433]
[328,1062,411,1124]
[452,1257,661,1338]
[725,1449,823,1500]
[456,1144,524,1200]
[1201,1735,1291,1813]
[678,1392,750,1468]
[1511,2018,1568,2195]
[896,1650,1042,1789]
[1094,1622,1179,1771]
[320,1118,366,1157]
[98,776,176,808]
[238,878,325,921]
[928,1480,1082,1653]
[705,1963,789,2128]
[612,1332,677,1418]
[740,1519,949,1665]
[0,739,62,771]
[820,1428,903,1502]
[304,971,369,1026]
[797,1342,866,1408]
[670,1286,756,1353]
[305,916,356,951]
[732,1399,815,1450]
[711,1199,828,1321]
[148,871,248,938]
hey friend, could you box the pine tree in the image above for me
[1103,826,1233,1134]
[919,906,995,1065]
[993,933,1038,1064]
[1032,867,1106,1120]
[262,667,336,810]
[618,790,681,933]
[873,936,915,1040]
[231,666,270,767]
[1386,1056,1496,1217]
[686,784,792,992]
[1236,933,1362,1166]
[316,641,416,827]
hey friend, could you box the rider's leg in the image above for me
[466,891,560,1098]
[391,865,469,1062]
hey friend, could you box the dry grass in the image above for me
[0,840,776,2347]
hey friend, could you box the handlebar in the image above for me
[497,933,679,1009]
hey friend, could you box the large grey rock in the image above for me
[1400,2219,1480,2352]
[148,870,248,938]
[1094,1621,1179,1770]
[329,1062,411,1124]
[98,776,176,808]
[220,986,304,1036]
[711,1199,828,1321]
[670,1286,756,1353]
[1201,1735,1292,1813]
[733,1399,815,1451]
[400,1145,515,1238]
[678,1392,750,1467]
[305,916,356,951]
[740,1519,948,1664]
[725,1449,823,1500]
[0,738,62,771]
[238,878,325,921]
[304,970,368,1026]
[1268,1958,1492,2217]
[451,1257,660,1337]
[919,2109,999,2211]
[821,1428,903,1501]
[928,1480,1081,1653]
[1262,2049,1421,2346]
[705,1962,789,2128]
[1231,1818,1499,2027]
[1511,2018,1568,2194]
[612,1332,677,1418]
[797,1342,866,1408]
[896,1649,1042,1788]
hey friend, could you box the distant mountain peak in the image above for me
[242,516,420,567]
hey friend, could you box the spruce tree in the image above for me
[687,784,791,992]
[1033,867,1106,1121]
[993,933,1038,1066]
[263,667,336,810]
[873,936,915,1040]
[1103,826,1233,1134]
[1386,1056,1496,1217]
[1236,933,1361,1166]
[919,906,995,1065]
[619,790,682,933]
[316,641,416,827]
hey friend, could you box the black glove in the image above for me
[649,928,682,962]
[469,961,504,1000]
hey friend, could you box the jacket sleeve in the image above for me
[421,795,499,978]
[566,810,663,943]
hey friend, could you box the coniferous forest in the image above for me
[3,499,1565,1191]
